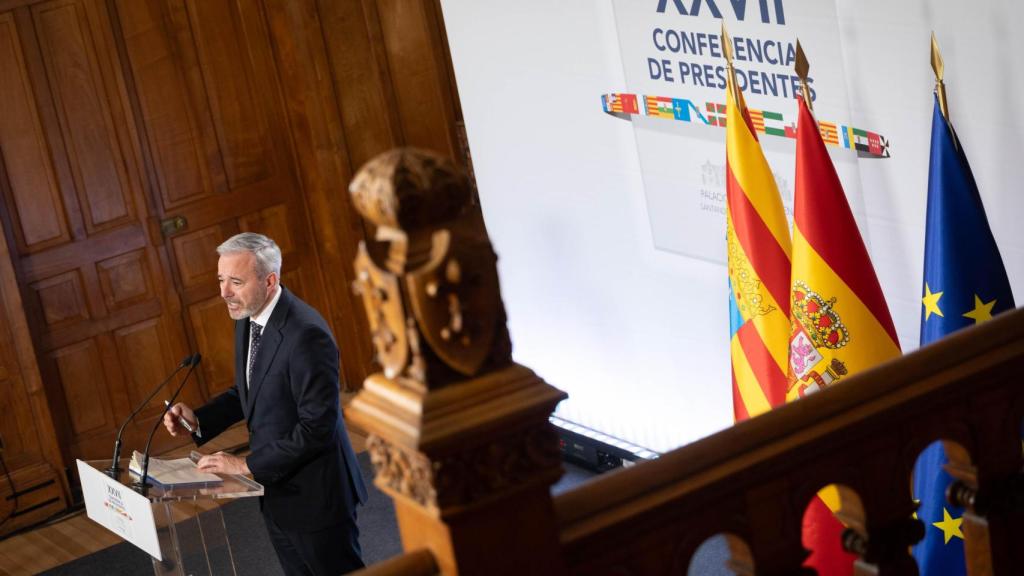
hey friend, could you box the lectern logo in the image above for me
[103,484,133,522]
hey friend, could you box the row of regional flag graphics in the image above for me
[719,38,1015,576]
[600,92,890,158]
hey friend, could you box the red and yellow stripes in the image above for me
[791,95,901,576]
[726,74,792,422]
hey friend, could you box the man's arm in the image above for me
[192,386,245,446]
[244,325,340,484]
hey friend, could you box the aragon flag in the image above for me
[912,95,1016,575]
[725,71,792,422]
[790,95,902,575]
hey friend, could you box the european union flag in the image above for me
[913,95,1016,574]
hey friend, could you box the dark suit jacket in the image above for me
[194,287,367,532]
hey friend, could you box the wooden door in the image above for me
[0,0,196,463]
[111,0,331,400]
[0,177,68,536]
[0,0,462,468]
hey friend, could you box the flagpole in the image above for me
[931,32,950,122]
[794,39,813,114]
[721,19,793,419]
[720,22,741,105]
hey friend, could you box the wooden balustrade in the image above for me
[345,147,1024,575]
[555,305,1024,575]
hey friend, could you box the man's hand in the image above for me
[196,452,250,475]
[163,403,197,437]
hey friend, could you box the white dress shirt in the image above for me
[246,286,282,387]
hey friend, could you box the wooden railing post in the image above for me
[745,480,816,576]
[849,517,924,575]
[344,148,568,575]
[846,446,923,575]
[947,389,1024,574]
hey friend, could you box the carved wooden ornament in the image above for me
[405,230,500,376]
[353,246,409,378]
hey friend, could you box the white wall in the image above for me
[440,0,1024,453]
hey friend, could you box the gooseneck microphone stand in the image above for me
[135,354,202,494]
[107,354,195,479]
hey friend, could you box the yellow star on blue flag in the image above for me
[962,295,996,324]
[931,508,964,544]
[922,284,944,320]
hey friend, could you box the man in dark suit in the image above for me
[164,232,368,575]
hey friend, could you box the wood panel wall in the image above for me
[0,173,69,536]
[262,0,465,392]
[0,0,465,520]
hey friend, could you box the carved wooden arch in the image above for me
[900,390,976,464]
[784,451,918,572]
[906,430,976,501]
[661,504,759,575]
[786,462,869,530]
[675,531,756,576]
[798,483,867,551]
[903,419,975,476]
[908,432,975,552]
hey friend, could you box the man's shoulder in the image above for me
[281,290,334,337]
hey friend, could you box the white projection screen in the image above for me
[440,0,1024,454]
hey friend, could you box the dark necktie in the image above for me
[247,322,262,388]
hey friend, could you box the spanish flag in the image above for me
[725,72,792,422]
[790,95,901,574]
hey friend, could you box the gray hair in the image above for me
[217,232,282,278]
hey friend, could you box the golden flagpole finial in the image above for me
[795,39,813,113]
[721,21,734,65]
[931,32,950,121]
[721,22,740,104]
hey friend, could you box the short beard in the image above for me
[227,305,256,320]
[226,290,268,320]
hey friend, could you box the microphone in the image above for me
[107,354,195,479]
[135,355,202,493]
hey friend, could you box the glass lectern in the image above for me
[77,457,263,576]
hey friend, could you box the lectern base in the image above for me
[152,500,237,576]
